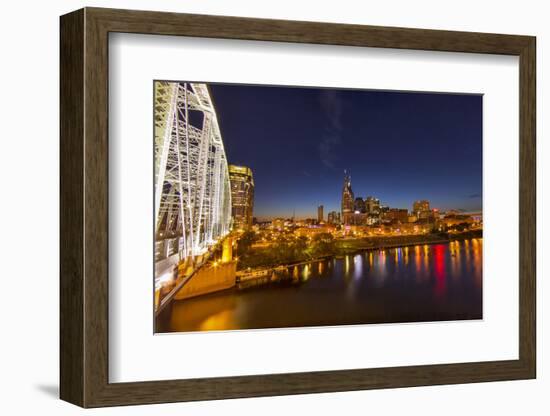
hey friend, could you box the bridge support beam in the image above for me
[174,261,237,300]
[222,237,233,263]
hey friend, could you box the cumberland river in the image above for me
[160,239,482,332]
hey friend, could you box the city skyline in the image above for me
[154,81,483,333]
[210,83,482,220]
[247,173,482,223]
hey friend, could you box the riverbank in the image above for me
[334,229,482,255]
[237,229,482,276]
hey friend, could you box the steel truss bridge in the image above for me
[154,81,232,285]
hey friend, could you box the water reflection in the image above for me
[164,239,483,332]
[433,244,446,298]
[302,264,310,281]
[354,254,363,281]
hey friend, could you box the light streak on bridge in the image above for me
[154,81,232,285]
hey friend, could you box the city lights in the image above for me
[154,81,483,333]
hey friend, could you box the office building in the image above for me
[228,164,254,230]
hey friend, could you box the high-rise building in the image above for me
[365,196,381,215]
[341,171,355,224]
[317,205,324,223]
[354,197,366,213]
[228,165,254,231]
[327,210,342,225]
[413,200,430,217]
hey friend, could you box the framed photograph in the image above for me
[60,7,536,407]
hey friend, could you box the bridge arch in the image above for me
[154,81,232,282]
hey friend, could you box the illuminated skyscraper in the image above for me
[354,197,366,213]
[365,196,381,215]
[413,200,430,213]
[341,171,355,225]
[413,200,431,219]
[229,165,254,230]
[318,205,324,223]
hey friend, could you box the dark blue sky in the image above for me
[209,84,482,220]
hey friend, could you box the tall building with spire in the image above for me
[341,171,355,225]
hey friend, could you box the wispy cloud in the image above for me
[468,193,482,198]
[318,135,341,169]
[319,89,344,131]
[318,90,345,170]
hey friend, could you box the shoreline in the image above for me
[237,230,482,279]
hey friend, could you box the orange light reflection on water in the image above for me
[198,309,236,331]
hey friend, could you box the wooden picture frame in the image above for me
[60,7,536,408]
